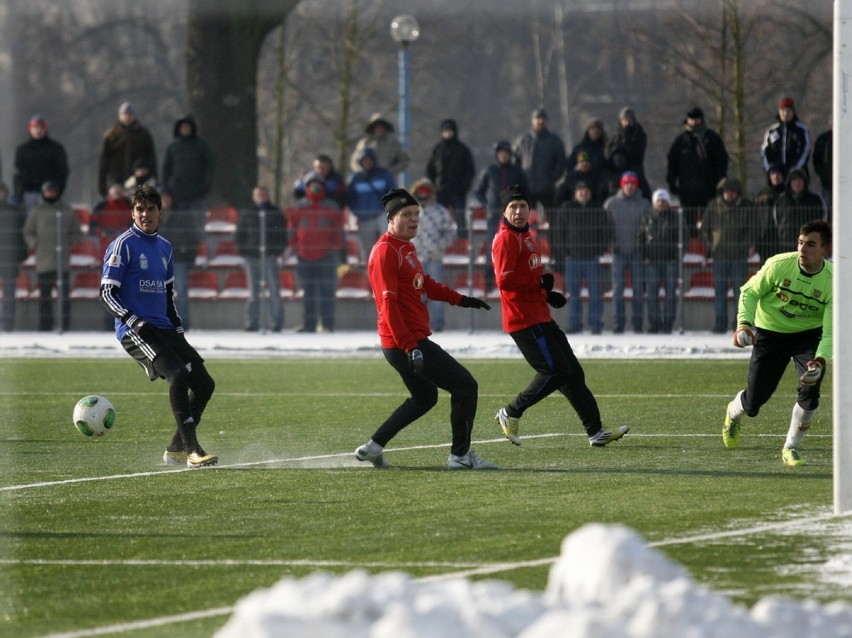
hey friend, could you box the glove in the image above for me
[800,358,825,385]
[732,325,754,348]
[459,296,491,310]
[336,263,351,278]
[407,348,424,375]
[540,273,554,292]
[546,291,567,308]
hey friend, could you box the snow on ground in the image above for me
[7,330,851,636]
[213,524,852,638]
[0,328,750,360]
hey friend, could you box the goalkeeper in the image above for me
[724,219,832,466]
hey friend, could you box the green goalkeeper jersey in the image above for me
[737,251,832,362]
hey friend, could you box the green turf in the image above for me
[0,357,842,637]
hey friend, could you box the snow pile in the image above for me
[214,524,852,638]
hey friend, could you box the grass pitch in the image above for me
[0,357,843,637]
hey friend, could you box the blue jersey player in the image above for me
[100,184,218,468]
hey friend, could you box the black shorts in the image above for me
[121,328,204,382]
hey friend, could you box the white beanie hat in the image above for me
[652,188,672,205]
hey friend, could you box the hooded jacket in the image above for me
[773,169,826,251]
[161,115,215,206]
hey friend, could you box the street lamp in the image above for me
[390,14,419,186]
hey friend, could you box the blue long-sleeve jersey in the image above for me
[100,224,180,340]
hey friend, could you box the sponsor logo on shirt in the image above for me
[413,273,424,289]
[140,253,148,270]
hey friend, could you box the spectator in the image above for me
[97,101,157,197]
[158,188,200,330]
[235,186,287,332]
[123,158,158,191]
[567,119,608,175]
[491,184,629,448]
[410,178,458,332]
[604,171,650,334]
[475,140,528,292]
[556,150,606,206]
[349,113,410,176]
[13,115,69,214]
[90,184,132,245]
[811,123,832,222]
[760,97,811,178]
[640,189,682,334]
[287,173,347,333]
[753,164,787,261]
[512,108,566,210]
[700,178,755,333]
[0,182,27,331]
[666,106,729,234]
[551,180,611,335]
[161,114,215,214]
[353,188,494,470]
[606,107,650,199]
[601,145,651,201]
[293,154,347,209]
[346,147,396,261]
[425,119,476,238]
[773,168,826,253]
[22,181,83,331]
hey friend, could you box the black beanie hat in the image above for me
[500,184,530,209]
[381,188,417,219]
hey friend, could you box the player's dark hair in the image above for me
[130,183,162,210]
[800,220,831,246]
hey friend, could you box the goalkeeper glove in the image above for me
[800,358,825,385]
[546,291,567,308]
[407,349,424,375]
[459,296,491,310]
[732,325,754,348]
[540,273,554,292]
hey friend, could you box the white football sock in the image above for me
[784,403,815,449]
[728,390,745,420]
[364,439,384,454]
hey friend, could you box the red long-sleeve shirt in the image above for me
[491,221,551,333]
[368,231,462,351]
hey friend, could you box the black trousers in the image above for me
[372,338,477,457]
[508,320,602,436]
[741,327,823,417]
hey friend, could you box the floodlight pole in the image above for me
[833,0,852,515]
[390,15,419,187]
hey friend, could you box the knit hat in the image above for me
[652,188,672,205]
[500,184,530,209]
[576,151,591,164]
[28,114,47,129]
[410,178,435,202]
[440,119,457,133]
[778,97,796,110]
[686,107,704,120]
[531,107,548,119]
[718,177,743,194]
[620,171,639,188]
[118,101,136,115]
[381,188,417,219]
[494,140,512,154]
[41,180,59,194]
[619,106,636,121]
[574,181,590,192]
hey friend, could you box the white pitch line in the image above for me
[0,431,833,492]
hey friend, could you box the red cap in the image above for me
[28,115,47,129]
[620,171,639,188]
[779,97,795,110]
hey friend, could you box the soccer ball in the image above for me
[73,395,116,437]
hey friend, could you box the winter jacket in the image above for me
[761,116,811,176]
[14,136,69,198]
[604,190,650,256]
[549,200,612,263]
[474,162,528,219]
[426,136,476,202]
[22,199,83,273]
[0,200,27,277]
[235,201,287,258]
[98,120,157,196]
[666,124,729,208]
[640,208,682,263]
[701,195,756,261]
[773,170,826,251]
[161,115,215,207]
[512,129,566,199]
